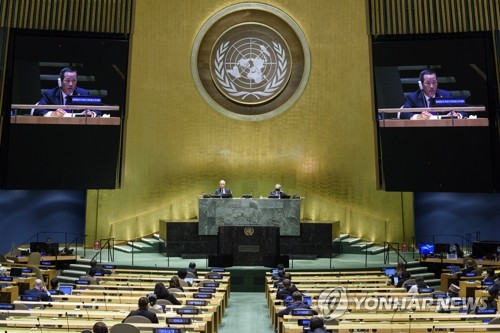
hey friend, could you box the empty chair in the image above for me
[110,323,140,333]
[28,265,44,280]
[123,315,152,323]
[168,287,185,298]
[168,287,184,293]
[27,252,41,265]
[81,330,92,333]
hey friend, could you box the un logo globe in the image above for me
[192,3,310,121]
[211,26,291,105]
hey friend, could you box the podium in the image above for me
[217,226,280,266]
[198,197,301,236]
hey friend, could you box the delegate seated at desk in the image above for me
[24,278,53,302]
[269,184,289,198]
[215,179,232,197]
[400,69,465,120]
[34,67,100,117]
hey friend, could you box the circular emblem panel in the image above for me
[244,227,255,236]
[192,3,310,121]
[211,23,292,105]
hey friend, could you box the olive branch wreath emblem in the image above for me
[214,41,288,100]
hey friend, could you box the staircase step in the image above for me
[366,246,386,255]
[127,241,156,253]
[76,259,92,265]
[425,278,441,288]
[405,260,421,268]
[353,242,374,249]
[141,238,162,246]
[61,269,87,277]
[114,245,141,254]
[57,276,79,284]
[70,264,91,271]
[342,237,362,244]
[411,272,435,279]
[339,239,367,254]
[407,266,428,274]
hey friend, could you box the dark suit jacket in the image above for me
[122,308,159,323]
[269,190,289,198]
[277,301,317,317]
[35,86,94,116]
[187,267,198,277]
[400,89,459,119]
[215,188,232,196]
[155,290,181,305]
[24,288,53,302]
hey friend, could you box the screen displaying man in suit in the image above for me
[215,179,232,197]
[400,69,464,120]
[35,67,99,117]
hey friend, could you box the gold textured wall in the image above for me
[85,0,414,246]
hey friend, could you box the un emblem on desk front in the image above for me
[192,3,310,121]
[244,227,254,236]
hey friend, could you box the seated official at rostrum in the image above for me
[400,69,465,120]
[35,67,100,117]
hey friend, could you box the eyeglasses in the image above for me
[423,81,437,86]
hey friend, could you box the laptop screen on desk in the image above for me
[59,285,73,295]
[303,296,312,306]
[10,267,23,277]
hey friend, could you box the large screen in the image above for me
[0,29,129,189]
[372,32,500,192]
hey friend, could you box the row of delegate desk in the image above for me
[3,268,230,333]
[420,257,500,298]
[265,269,500,333]
[0,263,61,302]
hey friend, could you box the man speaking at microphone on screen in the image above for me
[400,69,464,120]
[35,67,99,117]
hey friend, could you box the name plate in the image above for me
[238,245,259,253]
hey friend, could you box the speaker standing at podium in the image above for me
[400,69,464,120]
[35,67,99,117]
